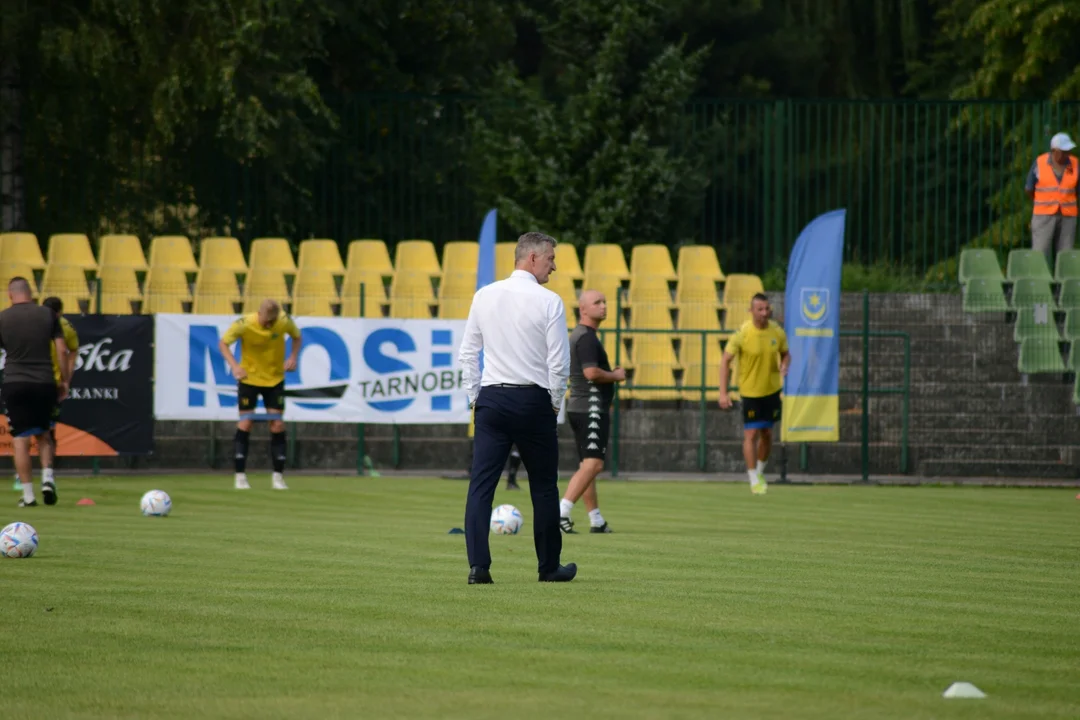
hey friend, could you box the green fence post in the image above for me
[207,422,217,468]
[861,289,870,483]
[287,425,297,469]
[611,287,624,478]
[800,443,809,471]
[392,426,401,469]
[356,424,366,475]
[901,332,911,473]
[697,329,707,472]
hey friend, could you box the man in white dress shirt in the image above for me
[458,231,576,584]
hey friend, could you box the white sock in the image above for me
[272,472,283,483]
[22,482,35,504]
[559,499,574,517]
[747,469,759,485]
[43,468,54,485]
[756,460,766,478]
[588,509,605,527]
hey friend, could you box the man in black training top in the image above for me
[559,289,625,533]
[0,277,70,507]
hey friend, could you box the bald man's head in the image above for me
[257,298,281,328]
[8,277,32,304]
[578,289,607,326]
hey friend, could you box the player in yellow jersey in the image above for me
[219,299,302,490]
[719,293,790,495]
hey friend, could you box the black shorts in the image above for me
[568,412,610,463]
[742,391,781,429]
[238,382,286,416]
[3,383,57,438]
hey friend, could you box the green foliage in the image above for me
[763,261,941,293]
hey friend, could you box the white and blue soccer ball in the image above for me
[490,504,524,535]
[140,490,172,517]
[1,521,39,558]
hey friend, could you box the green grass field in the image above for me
[3,476,1078,719]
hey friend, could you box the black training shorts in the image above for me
[741,391,781,429]
[238,381,286,415]
[568,412,610,463]
[4,382,57,438]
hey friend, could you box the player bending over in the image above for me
[219,299,301,490]
[718,293,789,495]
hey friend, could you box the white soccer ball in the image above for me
[490,504,524,535]
[1,521,39,558]
[140,490,172,517]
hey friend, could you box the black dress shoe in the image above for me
[538,563,577,582]
[590,522,612,533]
[468,567,494,585]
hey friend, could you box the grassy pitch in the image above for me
[3,476,1078,719]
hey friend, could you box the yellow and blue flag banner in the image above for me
[781,209,845,442]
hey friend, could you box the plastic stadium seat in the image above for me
[957,248,1004,285]
[440,270,477,298]
[677,245,724,281]
[680,336,724,402]
[390,297,436,319]
[631,305,674,330]
[555,244,584,281]
[0,262,36,310]
[98,235,148,270]
[583,244,630,280]
[394,240,441,276]
[1069,342,1080,372]
[249,238,297,271]
[198,237,246,271]
[544,274,579,328]
[41,265,91,313]
[346,239,394,276]
[495,242,516,280]
[242,268,291,312]
[340,270,389,318]
[962,279,1008,312]
[1059,278,1080,310]
[1013,307,1061,342]
[143,267,191,314]
[0,233,46,270]
[627,276,673,307]
[1064,311,1080,343]
[1056,249,1080,282]
[298,239,345,274]
[292,269,339,317]
[149,236,198,271]
[47,234,97,270]
[1017,337,1065,374]
[1007,249,1052,281]
[391,271,436,301]
[675,276,721,305]
[721,274,766,329]
[583,273,626,311]
[1009,279,1056,310]
[192,268,241,314]
[95,266,142,314]
[439,296,473,319]
[1074,374,1080,404]
[442,241,478,274]
[630,244,677,282]
[628,362,680,401]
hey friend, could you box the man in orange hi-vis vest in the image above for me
[1026,132,1078,263]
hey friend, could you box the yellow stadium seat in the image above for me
[298,239,345,274]
[582,273,626,311]
[149,236,198,271]
[0,233,46,270]
[143,267,191,314]
[47,234,97,270]
[627,276,673,308]
[391,271,436,301]
[443,241,478,274]
[390,298,436,319]
[192,268,241,314]
[439,296,473,319]
[583,244,630,280]
[346,239,394,276]
[495,242,516,279]
[395,239,441,276]
[630,244,676,282]
[675,276,721,305]
[631,305,674,330]
[677,245,725,281]
[628,362,680,401]
[441,270,477,297]
[680,336,724,402]
[242,268,291,312]
[722,274,766,330]
[0,262,37,310]
[95,266,142,314]
[292,269,339,317]
[249,238,296,271]
[544,273,579,328]
[555,244,583,281]
[340,271,389,317]
[98,235,148,270]
[41,265,92,314]
[198,237,247,271]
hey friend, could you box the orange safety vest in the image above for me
[1033,153,1079,217]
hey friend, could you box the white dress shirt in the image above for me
[458,270,571,411]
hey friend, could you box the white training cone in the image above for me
[943,682,986,699]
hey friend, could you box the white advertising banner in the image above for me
[154,314,471,424]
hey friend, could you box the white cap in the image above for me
[1051,132,1076,151]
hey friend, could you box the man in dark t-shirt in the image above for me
[0,277,69,507]
[558,290,625,534]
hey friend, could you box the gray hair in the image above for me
[514,232,556,264]
[8,277,31,297]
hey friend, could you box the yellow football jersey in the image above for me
[51,317,80,385]
[221,313,301,387]
[724,320,788,398]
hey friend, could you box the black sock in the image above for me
[507,451,521,482]
[271,431,287,473]
[234,429,250,473]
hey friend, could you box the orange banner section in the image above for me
[0,419,118,456]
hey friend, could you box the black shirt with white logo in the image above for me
[567,324,613,413]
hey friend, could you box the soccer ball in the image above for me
[1,522,38,558]
[140,490,172,517]
[490,504,524,535]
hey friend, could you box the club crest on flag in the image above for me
[800,288,830,327]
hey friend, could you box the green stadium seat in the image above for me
[1073,374,1080,404]
[1014,307,1061,342]
[1067,342,1080,371]
[1009,279,1055,309]
[958,249,1004,285]
[1055,249,1080,281]
[1017,337,1065,374]
[962,279,1007,312]
[1006,249,1052,282]
[1058,279,1080,310]
[1065,311,1080,343]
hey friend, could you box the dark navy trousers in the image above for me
[465,385,562,574]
